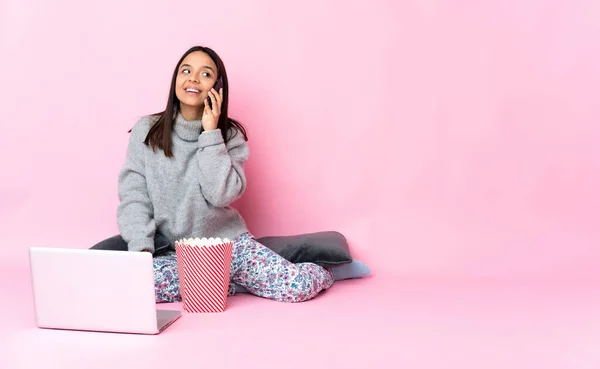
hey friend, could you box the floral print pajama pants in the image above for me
[154,232,334,303]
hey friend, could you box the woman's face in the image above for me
[175,51,219,114]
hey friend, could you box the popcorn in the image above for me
[174,237,234,313]
[177,237,231,247]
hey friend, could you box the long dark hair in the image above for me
[142,46,248,157]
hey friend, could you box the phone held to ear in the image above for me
[207,78,223,109]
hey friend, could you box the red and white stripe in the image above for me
[175,241,233,313]
[174,242,188,301]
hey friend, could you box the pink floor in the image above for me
[2,263,600,369]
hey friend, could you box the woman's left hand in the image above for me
[202,88,223,131]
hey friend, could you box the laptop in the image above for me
[29,247,182,335]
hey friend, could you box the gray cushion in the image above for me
[256,231,352,267]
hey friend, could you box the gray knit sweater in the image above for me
[116,113,250,252]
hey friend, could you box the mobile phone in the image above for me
[207,78,223,109]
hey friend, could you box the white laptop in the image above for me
[29,247,182,335]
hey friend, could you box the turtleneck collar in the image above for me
[173,112,203,142]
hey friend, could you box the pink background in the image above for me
[1,0,599,281]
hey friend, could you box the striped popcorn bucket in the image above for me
[174,238,233,313]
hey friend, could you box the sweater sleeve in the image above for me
[196,127,249,208]
[116,119,156,252]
